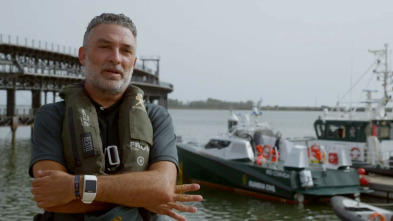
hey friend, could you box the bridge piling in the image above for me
[11,116,18,145]
[6,89,17,145]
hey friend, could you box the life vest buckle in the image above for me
[105,145,120,168]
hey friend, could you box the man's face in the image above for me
[79,23,137,95]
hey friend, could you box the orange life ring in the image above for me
[350,147,361,159]
[369,212,385,221]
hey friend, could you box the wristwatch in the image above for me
[82,175,97,204]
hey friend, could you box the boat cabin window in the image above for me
[390,123,393,139]
[374,121,391,140]
[205,139,231,149]
[315,124,325,137]
[326,125,346,139]
[314,119,368,142]
[379,125,390,139]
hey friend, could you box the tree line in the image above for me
[168,98,334,111]
[168,98,255,110]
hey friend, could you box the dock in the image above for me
[361,173,393,200]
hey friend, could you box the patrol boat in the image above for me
[291,44,393,176]
[177,105,370,203]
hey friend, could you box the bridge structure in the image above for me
[0,35,173,142]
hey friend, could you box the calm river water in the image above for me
[1,109,392,220]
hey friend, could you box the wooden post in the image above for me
[11,116,18,145]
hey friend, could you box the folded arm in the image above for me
[31,160,115,213]
[32,159,177,208]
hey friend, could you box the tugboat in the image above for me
[177,103,371,203]
[291,44,393,177]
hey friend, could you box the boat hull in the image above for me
[177,143,368,203]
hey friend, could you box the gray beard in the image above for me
[83,66,132,96]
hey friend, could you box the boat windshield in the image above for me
[205,139,231,149]
[314,119,393,142]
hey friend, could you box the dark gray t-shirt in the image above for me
[29,100,178,220]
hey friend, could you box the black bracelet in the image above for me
[75,175,81,200]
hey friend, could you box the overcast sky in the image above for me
[1,0,393,107]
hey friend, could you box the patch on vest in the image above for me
[130,141,150,153]
[80,109,90,127]
[80,132,95,157]
[132,93,146,112]
[137,156,145,166]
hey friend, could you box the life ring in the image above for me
[369,212,385,221]
[350,147,361,159]
[262,145,272,159]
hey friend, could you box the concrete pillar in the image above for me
[11,116,18,145]
[7,89,17,145]
[32,90,42,115]
[44,91,47,104]
[6,89,16,116]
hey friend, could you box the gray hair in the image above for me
[83,13,137,49]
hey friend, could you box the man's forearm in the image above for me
[44,200,115,213]
[32,160,178,209]
[95,161,177,207]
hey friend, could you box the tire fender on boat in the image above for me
[294,193,304,203]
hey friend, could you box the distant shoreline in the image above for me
[167,98,381,111]
[168,106,388,112]
[168,106,325,111]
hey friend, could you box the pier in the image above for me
[0,35,173,142]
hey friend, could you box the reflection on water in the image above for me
[0,139,42,220]
[179,187,340,221]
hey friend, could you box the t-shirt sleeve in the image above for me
[146,104,179,170]
[28,102,66,177]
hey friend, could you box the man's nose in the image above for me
[109,49,121,64]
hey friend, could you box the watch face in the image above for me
[85,180,96,193]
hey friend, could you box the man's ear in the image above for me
[78,47,86,66]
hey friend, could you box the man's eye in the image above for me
[123,49,132,54]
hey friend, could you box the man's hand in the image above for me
[145,183,203,221]
[31,170,75,208]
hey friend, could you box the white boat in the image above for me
[291,44,393,176]
[331,196,393,221]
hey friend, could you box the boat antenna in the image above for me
[369,43,393,107]
[332,59,377,112]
